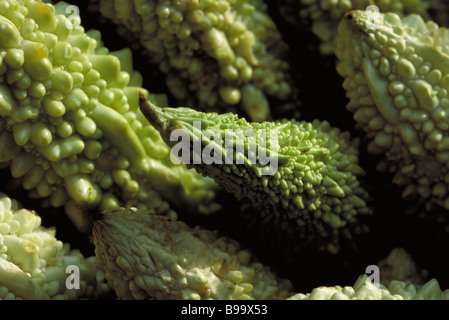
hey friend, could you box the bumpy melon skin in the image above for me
[288,274,449,300]
[296,0,429,54]
[89,0,293,122]
[0,192,109,300]
[0,0,219,231]
[336,10,449,211]
[92,208,294,300]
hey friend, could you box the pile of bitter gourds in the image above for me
[1,0,449,300]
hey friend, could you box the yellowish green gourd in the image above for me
[289,248,440,300]
[287,274,449,300]
[427,0,449,27]
[92,208,295,300]
[1,0,448,302]
[296,0,429,55]
[0,192,109,300]
[0,0,219,232]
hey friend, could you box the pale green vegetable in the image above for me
[288,274,449,300]
[0,0,219,231]
[377,248,428,286]
[335,10,449,211]
[294,0,429,54]
[92,208,295,300]
[0,192,110,300]
[139,95,371,254]
[89,0,293,121]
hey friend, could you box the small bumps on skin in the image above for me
[89,0,292,122]
[296,0,429,55]
[427,0,449,27]
[376,247,428,286]
[0,0,219,231]
[0,192,109,300]
[335,10,449,211]
[287,274,449,300]
[140,96,371,254]
[92,208,295,300]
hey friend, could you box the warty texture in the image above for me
[0,0,219,231]
[335,10,449,211]
[287,273,449,300]
[88,0,292,122]
[0,192,109,300]
[139,95,372,254]
[427,0,449,27]
[376,247,428,286]
[92,208,295,300]
[295,0,429,55]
